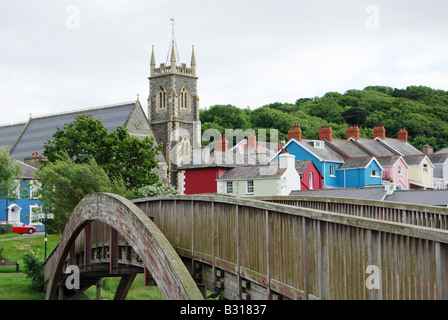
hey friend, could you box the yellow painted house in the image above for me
[403,155,434,189]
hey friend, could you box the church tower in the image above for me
[147,25,201,189]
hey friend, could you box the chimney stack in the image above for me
[319,126,333,141]
[397,128,408,142]
[288,125,302,141]
[247,131,257,149]
[216,134,228,152]
[423,143,433,155]
[346,125,360,140]
[373,125,386,140]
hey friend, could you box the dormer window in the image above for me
[313,141,324,148]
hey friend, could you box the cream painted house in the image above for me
[217,153,301,196]
[403,155,434,189]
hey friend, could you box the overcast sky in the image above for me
[1,0,448,125]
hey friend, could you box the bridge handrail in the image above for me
[133,194,448,243]
[252,195,448,229]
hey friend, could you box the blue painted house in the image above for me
[271,125,383,189]
[272,138,343,188]
[0,160,44,232]
[336,157,383,188]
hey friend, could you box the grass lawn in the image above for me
[0,273,45,300]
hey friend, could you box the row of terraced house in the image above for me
[180,125,448,198]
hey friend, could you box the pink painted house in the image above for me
[378,156,409,190]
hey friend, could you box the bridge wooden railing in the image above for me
[133,194,448,300]
[254,195,448,230]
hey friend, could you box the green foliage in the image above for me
[23,251,44,292]
[36,153,135,233]
[200,85,448,152]
[0,146,23,201]
[136,183,177,198]
[0,224,13,235]
[43,115,162,192]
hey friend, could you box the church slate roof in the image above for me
[0,122,26,150]
[0,102,137,161]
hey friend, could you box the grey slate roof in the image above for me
[384,189,448,207]
[377,156,402,167]
[435,147,448,154]
[327,139,372,158]
[402,155,429,166]
[290,188,448,207]
[378,138,424,156]
[295,160,314,175]
[427,154,448,164]
[337,157,377,170]
[14,159,37,179]
[1,102,137,161]
[218,165,286,181]
[0,122,26,150]
[290,187,387,201]
[355,138,397,157]
[298,140,344,163]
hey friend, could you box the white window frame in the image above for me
[309,172,314,190]
[29,180,41,199]
[246,180,254,195]
[226,181,233,194]
[371,169,380,177]
[398,166,402,176]
[423,163,428,174]
[329,165,335,177]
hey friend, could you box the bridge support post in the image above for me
[435,242,448,300]
[114,274,136,300]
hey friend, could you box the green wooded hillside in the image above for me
[200,85,448,152]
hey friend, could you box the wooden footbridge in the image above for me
[43,193,448,300]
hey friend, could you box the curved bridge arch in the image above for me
[45,192,203,300]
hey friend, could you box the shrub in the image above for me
[23,251,44,292]
[0,224,12,235]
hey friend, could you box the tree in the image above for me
[200,105,250,130]
[0,146,23,201]
[36,153,133,233]
[342,107,370,125]
[43,115,162,192]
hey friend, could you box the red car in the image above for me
[0,221,36,234]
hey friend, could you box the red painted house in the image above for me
[296,160,323,190]
[180,164,233,195]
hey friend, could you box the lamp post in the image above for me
[38,212,55,260]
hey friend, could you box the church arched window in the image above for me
[156,86,167,111]
[180,86,190,110]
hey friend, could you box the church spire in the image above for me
[150,45,156,76]
[191,45,196,76]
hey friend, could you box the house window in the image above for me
[30,205,42,225]
[246,180,254,194]
[398,166,402,175]
[14,180,21,199]
[371,169,380,177]
[309,172,314,190]
[314,141,324,148]
[226,181,233,194]
[29,180,41,199]
[330,165,335,177]
[423,163,428,173]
